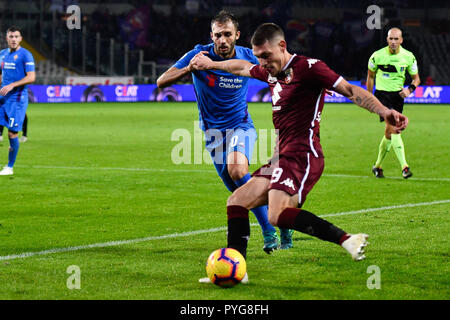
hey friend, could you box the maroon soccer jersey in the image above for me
[250,54,342,158]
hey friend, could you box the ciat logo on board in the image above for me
[115,85,139,101]
[46,86,72,102]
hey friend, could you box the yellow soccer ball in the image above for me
[206,248,247,288]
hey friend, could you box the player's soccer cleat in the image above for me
[19,136,28,143]
[341,233,369,261]
[0,166,13,176]
[280,229,294,249]
[262,230,280,254]
[0,136,3,142]
[402,167,413,179]
[199,272,249,284]
[372,166,384,178]
[198,277,211,283]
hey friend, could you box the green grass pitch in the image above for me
[0,102,448,300]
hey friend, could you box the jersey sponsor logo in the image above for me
[206,74,217,87]
[218,76,243,89]
[272,82,282,105]
[272,106,281,111]
[25,62,35,66]
[280,178,295,190]
[3,62,16,69]
[307,58,319,69]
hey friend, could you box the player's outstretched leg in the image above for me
[275,206,369,261]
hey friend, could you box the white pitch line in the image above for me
[1,199,449,262]
[320,199,450,218]
[14,164,450,182]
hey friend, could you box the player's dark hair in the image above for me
[251,23,285,46]
[6,26,22,35]
[211,10,239,31]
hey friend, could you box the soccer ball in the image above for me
[206,248,247,288]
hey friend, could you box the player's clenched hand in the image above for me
[191,51,214,71]
[384,109,409,133]
[0,84,14,96]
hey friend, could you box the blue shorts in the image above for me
[205,127,257,192]
[0,95,28,132]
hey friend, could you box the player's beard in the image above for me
[216,42,236,59]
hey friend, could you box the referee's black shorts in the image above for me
[374,90,405,122]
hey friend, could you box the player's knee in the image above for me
[8,131,18,139]
[227,163,248,181]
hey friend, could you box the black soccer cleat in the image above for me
[402,167,413,179]
[372,166,384,178]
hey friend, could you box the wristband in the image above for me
[408,84,416,92]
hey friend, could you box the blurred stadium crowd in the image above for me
[0,0,448,84]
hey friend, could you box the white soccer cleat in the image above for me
[241,272,249,284]
[0,166,13,176]
[341,233,369,261]
[199,273,249,284]
[198,277,212,284]
[0,136,3,142]
[19,136,28,143]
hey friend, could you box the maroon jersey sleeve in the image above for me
[306,60,342,89]
[249,64,269,83]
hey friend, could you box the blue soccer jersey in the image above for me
[173,43,258,131]
[0,47,35,100]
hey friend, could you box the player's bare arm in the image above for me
[0,71,35,96]
[366,69,376,93]
[334,78,408,132]
[400,73,421,98]
[191,51,253,77]
[156,65,193,88]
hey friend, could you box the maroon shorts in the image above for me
[252,151,324,207]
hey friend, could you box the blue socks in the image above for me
[234,173,276,234]
[8,137,20,168]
